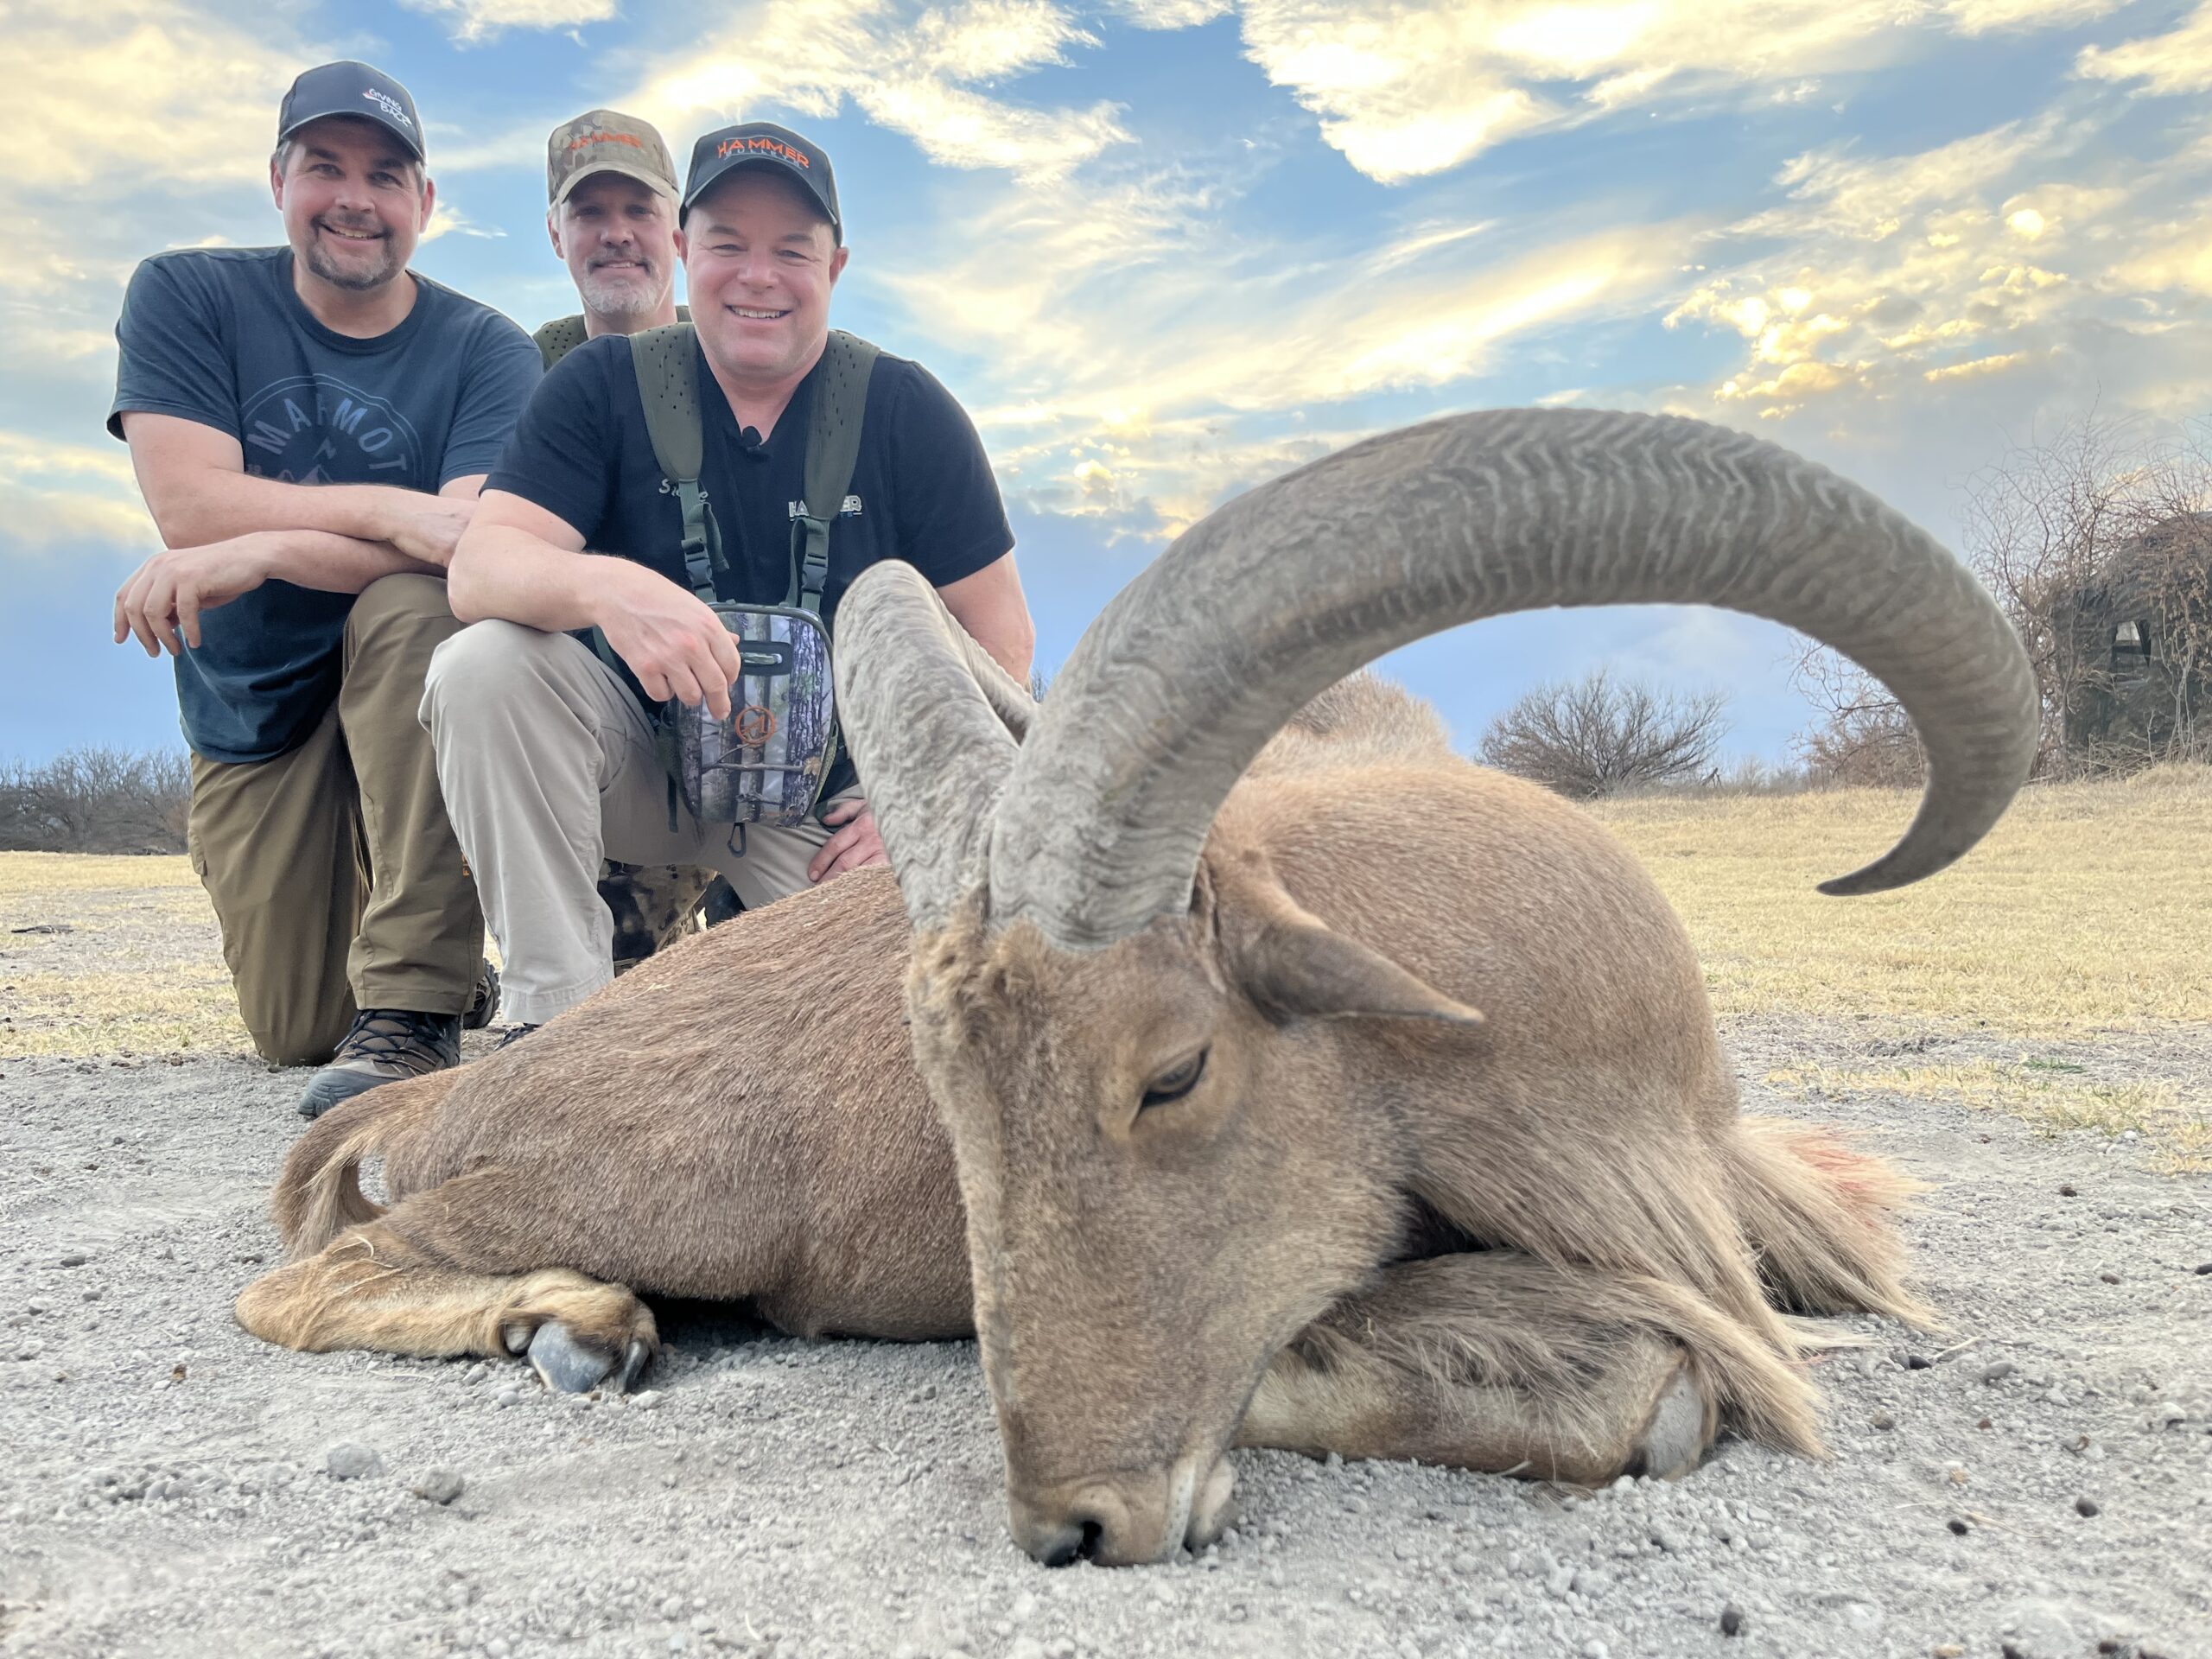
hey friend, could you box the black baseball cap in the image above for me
[681,123,840,242]
[277,60,425,162]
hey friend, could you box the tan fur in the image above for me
[241,677,1928,1564]
[237,1214,655,1365]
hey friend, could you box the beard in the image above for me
[304,220,402,292]
[578,257,667,325]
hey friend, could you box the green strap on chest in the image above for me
[788,330,879,613]
[629,323,721,601]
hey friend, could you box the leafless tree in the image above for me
[0,747,191,853]
[1958,410,2142,771]
[1790,409,2212,778]
[1478,669,1729,798]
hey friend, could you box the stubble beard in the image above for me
[305,226,401,293]
[580,262,668,329]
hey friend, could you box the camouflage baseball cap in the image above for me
[546,110,679,207]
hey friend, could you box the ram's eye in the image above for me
[1140,1050,1208,1110]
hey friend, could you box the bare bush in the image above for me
[1789,640,1925,788]
[1478,669,1729,798]
[0,747,192,854]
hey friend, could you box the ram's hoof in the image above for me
[525,1322,654,1395]
[1634,1364,1714,1480]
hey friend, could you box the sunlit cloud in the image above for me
[402,0,620,44]
[0,435,159,558]
[1663,105,2212,420]
[15,0,311,192]
[1235,0,2120,182]
[624,0,1128,181]
[2077,1,2212,93]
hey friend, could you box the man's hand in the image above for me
[594,563,744,719]
[383,494,477,569]
[809,798,887,883]
[112,535,275,656]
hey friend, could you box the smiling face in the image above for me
[677,169,847,391]
[271,116,430,295]
[551,173,677,331]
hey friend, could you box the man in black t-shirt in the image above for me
[429,122,1034,1038]
[108,61,542,1117]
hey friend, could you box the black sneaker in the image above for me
[296,1008,461,1120]
[462,959,500,1030]
[494,1022,539,1052]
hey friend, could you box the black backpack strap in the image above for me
[787,330,879,614]
[629,322,722,601]
[532,315,589,369]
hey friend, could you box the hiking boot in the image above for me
[296,1008,461,1120]
[462,959,500,1030]
[494,1022,539,1052]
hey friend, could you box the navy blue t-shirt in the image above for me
[109,247,543,764]
[486,331,1014,796]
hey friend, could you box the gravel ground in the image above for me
[3,1009,2209,1659]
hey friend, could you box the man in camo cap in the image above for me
[534,109,716,969]
[535,110,688,367]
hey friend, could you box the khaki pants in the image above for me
[186,574,484,1065]
[422,620,858,1027]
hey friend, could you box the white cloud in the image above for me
[876,152,1688,531]
[624,0,1128,181]
[0,435,159,560]
[15,0,310,191]
[1109,0,1234,25]
[2077,1,2212,93]
[402,0,620,44]
[1233,0,2123,182]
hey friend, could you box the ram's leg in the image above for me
[1240,1251,1799,1484]
[235,1204,658,1394]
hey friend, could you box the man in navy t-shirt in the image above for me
[427,121,1034,1037]
[107,61,542,1118]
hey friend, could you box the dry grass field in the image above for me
[3,765,2205,1160]
[1588,763,2212,1169]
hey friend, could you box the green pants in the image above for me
[186,574,483,1065]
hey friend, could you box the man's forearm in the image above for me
[258,530,443,595]
[158,467,442,551]
[448,525,614,631]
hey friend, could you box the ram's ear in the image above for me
[1208,855,1484,1027]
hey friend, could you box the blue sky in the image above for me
[8,0,2212,765]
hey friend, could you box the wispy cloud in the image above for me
[2076,0,2212,93]
[1234,0,2121,182]
[0,435,159,558]
[624,0,1127,181]
[402,0,620,44]
[1662,105,2212,420]
[16,0,311,191]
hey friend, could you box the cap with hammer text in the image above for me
[681,122,840,241]
[547,109,680,207]
[277,60,424,162]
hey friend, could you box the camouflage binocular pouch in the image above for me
[620,322,879,832]
[664,606,838,829]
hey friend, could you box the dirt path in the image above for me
[3,1014,2208,1659]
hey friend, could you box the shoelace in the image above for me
[334,1008,455,1075]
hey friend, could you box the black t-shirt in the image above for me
[109,247,542,764]
[486,331,1014,796]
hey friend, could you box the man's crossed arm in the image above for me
[113,411,486,656]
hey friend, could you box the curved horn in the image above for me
[988,410,2039,951]
[835,560,1029,930]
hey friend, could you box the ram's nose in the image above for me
[1006,1454,1237,1567]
